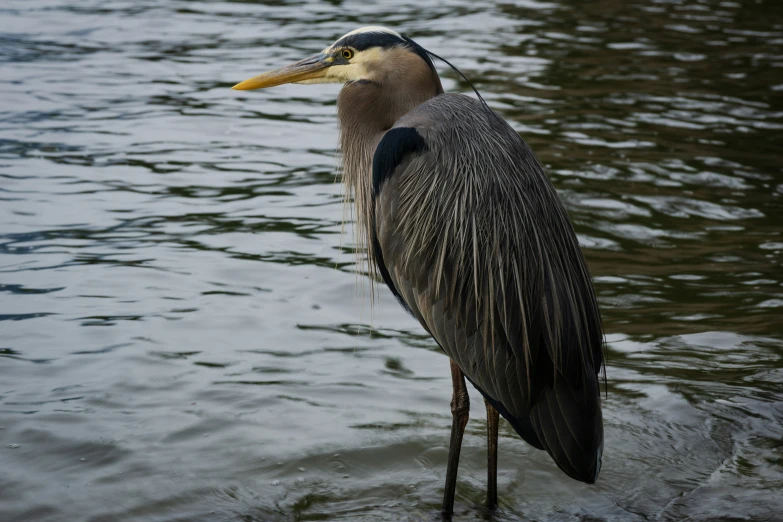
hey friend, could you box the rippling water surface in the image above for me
[2,1,782,521]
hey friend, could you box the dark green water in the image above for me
[1,1,782,521]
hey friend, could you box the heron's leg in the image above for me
[442,359,469,518]
[485,399,499,510]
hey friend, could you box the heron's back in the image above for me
[371,93,604,483]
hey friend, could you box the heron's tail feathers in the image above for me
[528,370,604,484]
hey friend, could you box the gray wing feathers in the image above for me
[373,93,604,483]
[530,371,603,482]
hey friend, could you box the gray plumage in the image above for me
[336,42,604,484]
[232,26,606,514]
[372,94,604,482]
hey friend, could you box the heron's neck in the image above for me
[337,68,443,281]
[338,80,413,199]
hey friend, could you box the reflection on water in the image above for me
[1,0,782,520]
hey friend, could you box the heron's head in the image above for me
[232,26,439,91]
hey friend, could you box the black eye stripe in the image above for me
[333,32,404,52]
[330,32,436,74]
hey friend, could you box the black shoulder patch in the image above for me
[370,127,427,315]
[372,127,427,197]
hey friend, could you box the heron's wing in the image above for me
[371,94,604,483]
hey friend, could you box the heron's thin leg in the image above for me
[442,359,469,518]
[485,399,499,510]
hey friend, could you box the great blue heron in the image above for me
[233,26,605,517]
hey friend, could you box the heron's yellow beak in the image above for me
[232,54,333,90]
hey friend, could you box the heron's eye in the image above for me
[342,49,354,60]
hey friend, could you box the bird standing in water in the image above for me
[233,26,605,517]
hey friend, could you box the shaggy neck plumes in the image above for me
[337,47,443,292]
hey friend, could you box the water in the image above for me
[1,1,782,520]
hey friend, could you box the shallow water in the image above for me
[1,1,782,521]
